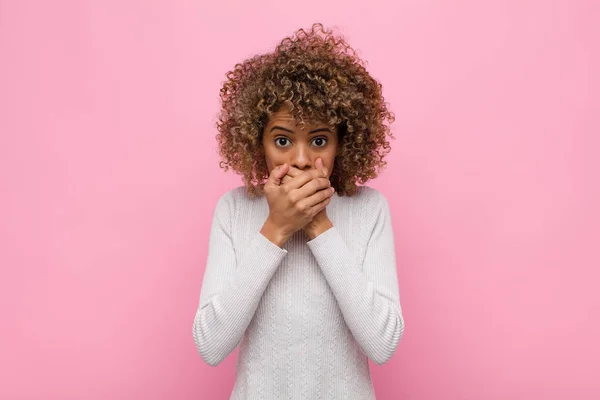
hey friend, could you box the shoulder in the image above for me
[344,186,393,228]
[212,186,246,216]
[213,185,260,215]
[216,185,248,204]
[350,185,389,209]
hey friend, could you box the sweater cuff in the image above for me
[253,230,289,262]
[306,224,339,248]
[306,226,354,284]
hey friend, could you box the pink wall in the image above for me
[1,1,598,399]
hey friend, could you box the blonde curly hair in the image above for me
[216,23,395,197]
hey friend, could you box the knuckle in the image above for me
[288,192,297,203]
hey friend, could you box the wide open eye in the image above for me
[274,137,291,148]
[311,137,328,147]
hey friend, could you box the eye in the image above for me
[274,137,291,148]
[311,137,328,147]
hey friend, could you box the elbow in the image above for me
[192,312,227,367]
[369,342,397,365]
[371,354,392,366]
[369,313,405,365]
[200,349,226,367]
[370,342,398,365]
[193,326,227,367]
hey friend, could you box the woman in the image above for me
[193,23,405,399]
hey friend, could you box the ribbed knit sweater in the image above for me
[193,185,405,399]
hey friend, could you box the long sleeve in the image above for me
[192,192,288,366]
[306,192,405,365]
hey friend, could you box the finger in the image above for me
[307,192,333,215]
[283,165,301,181]
[292,177,332,203]
[286,165,303,178]
[281,166,302,186]
[285,168,325,190]
[316,158,328,177]
[297,186,334,209]
[313,195,332,211]
[292,167,332,200]
[267,163,289,186]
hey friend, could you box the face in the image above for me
[262,103,339,178]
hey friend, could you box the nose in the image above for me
[291,145,311,171]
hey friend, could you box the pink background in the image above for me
[1,1,599,399]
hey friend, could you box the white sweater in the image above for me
[193,185,405,399]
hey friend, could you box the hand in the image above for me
[281,158,334,239]
[260,161,334,246]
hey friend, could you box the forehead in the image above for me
[265,103,329,130]
[267,109,296,124]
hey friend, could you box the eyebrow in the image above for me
[270,126,331,134]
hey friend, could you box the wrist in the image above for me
[304,218,333,240]
[260,217,292,248]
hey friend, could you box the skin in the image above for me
[260,103,338,246]
[281,161,333,239]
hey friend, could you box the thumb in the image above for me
[316,158,328,177]
[268,163,289,185]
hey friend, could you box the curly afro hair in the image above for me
[216,22,395,198]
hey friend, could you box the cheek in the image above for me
[263,144,274,171]
[264,154,276,173]
[264,146,285,169]
[323,150,337,176]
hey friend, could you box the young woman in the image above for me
[193,23,405,399]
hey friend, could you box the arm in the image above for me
[306,192,405,365]
[192,192,288,366]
